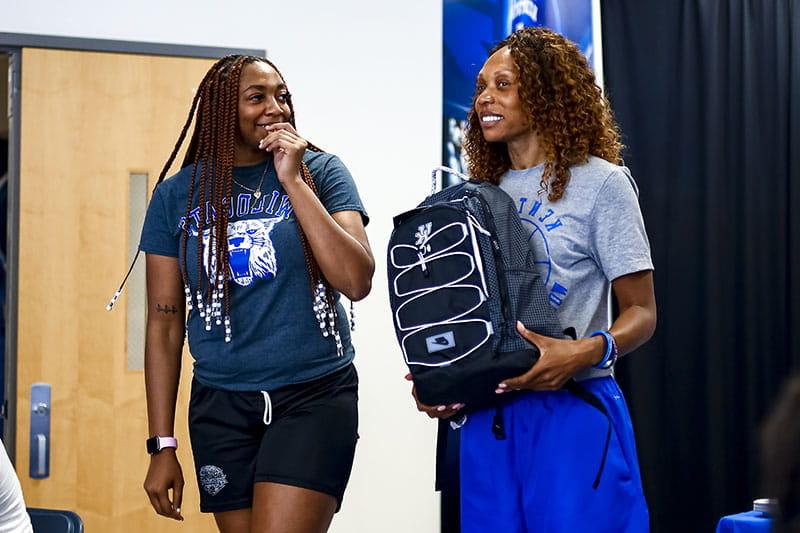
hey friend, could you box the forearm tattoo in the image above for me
[155,303,179,315]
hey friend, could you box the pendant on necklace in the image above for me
[253,191,262,199]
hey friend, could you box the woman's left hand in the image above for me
[258,122,308,184]
[497,321,602,393]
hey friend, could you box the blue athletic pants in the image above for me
[459,377,649,532]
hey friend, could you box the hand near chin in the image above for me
[258,122,308,184]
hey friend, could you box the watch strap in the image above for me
[147,436,178,454]
[157,436,178,450]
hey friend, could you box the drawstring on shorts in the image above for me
[260,391,272,426]
[564,380,612,490]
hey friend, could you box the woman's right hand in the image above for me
[144,449,184,521]
[405,373,465,419]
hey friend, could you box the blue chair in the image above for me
[26,508,83,533]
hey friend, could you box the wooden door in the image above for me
[16,47,216,531]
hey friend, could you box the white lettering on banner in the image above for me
[511,0,539,27]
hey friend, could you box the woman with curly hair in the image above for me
[417,27,656,531]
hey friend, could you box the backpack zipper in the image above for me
[472,193,512,336]
[465,212,490,298]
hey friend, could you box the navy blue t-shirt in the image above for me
[139,151,368,391]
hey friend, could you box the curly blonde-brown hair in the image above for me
[463,27,622,201]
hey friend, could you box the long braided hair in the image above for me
[154,55,338,344]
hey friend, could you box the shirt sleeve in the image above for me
[139,183,180,257]
[313,154,369,226]
[589,167,654,281]
[0,441,32,532]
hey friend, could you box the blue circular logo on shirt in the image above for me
[518,217,553,285]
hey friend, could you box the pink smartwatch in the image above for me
[146,436,178,455]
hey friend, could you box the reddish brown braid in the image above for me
[215,61,233,318]
[274,79,336,320]
[197,60,219,302]
[216,58,245,326]
[152,55,336,334]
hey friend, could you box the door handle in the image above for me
[29,383,51,479]
[35,434,46,476]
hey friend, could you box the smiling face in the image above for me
[474,46,534,146]
[235,61,292,163]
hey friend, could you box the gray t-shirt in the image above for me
[499,156,653,344]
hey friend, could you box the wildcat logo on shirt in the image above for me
[192,217,282,287]
[179,192,292,287]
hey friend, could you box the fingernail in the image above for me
[453,403,464,409]
[436,405,446,412]
[495,388,505,394]
[498,383,507,389]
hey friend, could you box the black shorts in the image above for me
[188,364,359,513]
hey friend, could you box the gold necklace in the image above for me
[232,160,270,199]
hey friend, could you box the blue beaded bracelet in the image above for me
[590,330,618,369]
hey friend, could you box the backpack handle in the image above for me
[431,166,470,194]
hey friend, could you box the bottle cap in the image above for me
[753,498,778,515]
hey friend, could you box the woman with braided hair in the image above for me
[412,28,656,531]
[139,55,373,532]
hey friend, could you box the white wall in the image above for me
[1,1,443,532]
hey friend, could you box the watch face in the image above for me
[146,437,159,454]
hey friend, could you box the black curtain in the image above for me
[602,1,800,531]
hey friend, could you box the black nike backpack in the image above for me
[387,167,564,408]
[395,168,616,491]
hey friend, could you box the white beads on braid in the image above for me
[214,273,224,326]
[314,281,330,336]
[197,290,205,318]
[184,285,193,311]
[197,288,213,331]
[210,287,219,328]
[189,267,349,352]
[191,281,232,342]
[333,328,344,358]
[327,308,335,336]
[312,281,346,357]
